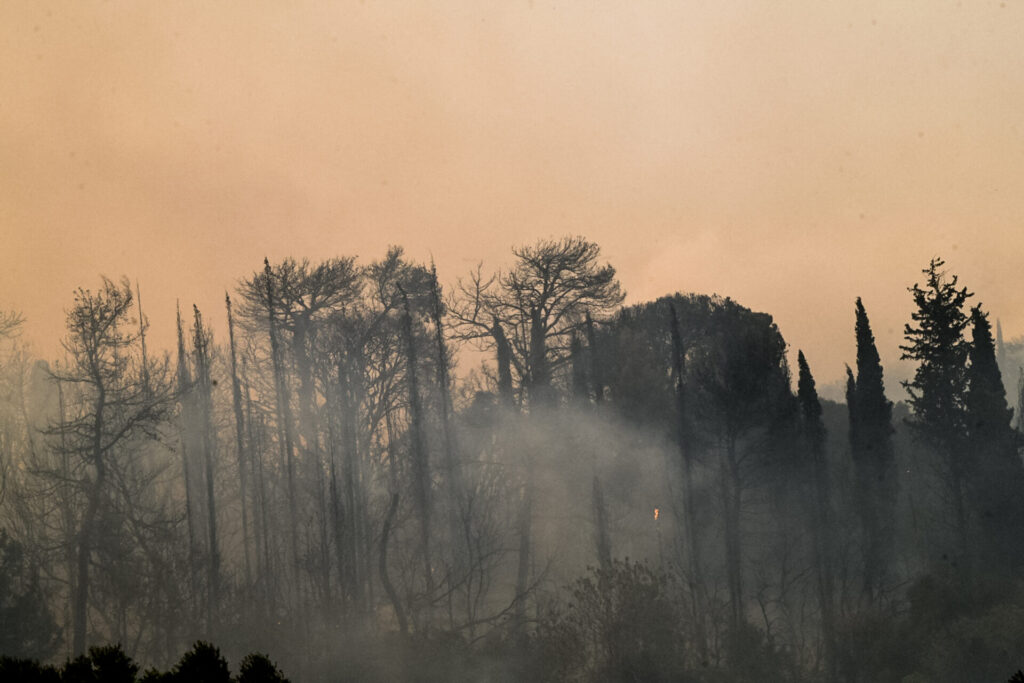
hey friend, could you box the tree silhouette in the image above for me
[0,530,60,660]
[848,298,897,602]
[964,304,1024,571]
[901,258,973,565]
[45,277,172,655]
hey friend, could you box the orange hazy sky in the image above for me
[2,1,1024,395]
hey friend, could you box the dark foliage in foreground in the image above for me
[0,643,289,683]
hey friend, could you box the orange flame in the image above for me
[654,507,660,521]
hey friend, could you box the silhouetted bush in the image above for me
[0,655,61,683]
[138,668,170,683]
[60,644,138,683]
[0,642,295,683]
[0,530,62,661]
[170,641,230,683]
[237,652,290,683]
[536,559,689,683]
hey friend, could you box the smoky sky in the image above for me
[3,0,1024,389]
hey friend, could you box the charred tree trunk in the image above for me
[493,318,514,408]
[513,478,533,635]
[72,386,106,656]
[721,434,744,633]
[380,399,408,634]
[225,294,253,592]
[430,268,468,626]
[592,476,612,573]
[528,306,550,407]
[192,305,221,626]
[585,312,603,404]
[669,303,707,657]
[264,259,301,603]
[399,285,434,628]
[175,305,199,625]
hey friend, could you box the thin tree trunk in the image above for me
[193,305,220,626]
[175,305,199,624]
[399,285,433,628]
[226,293,253,592]
[264,259,301,603]
[592,476,612,573]
[721,435,744,633]
[513,479,533,636]
[669,303,708,658]
[73,384,106,656]
[380,400,408,634]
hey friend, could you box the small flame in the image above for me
[654,507,660,521]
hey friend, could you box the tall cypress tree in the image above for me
[965,305,1024,570]
[900,257,972,562]
[797,351,836,680]
[849,298,896,602]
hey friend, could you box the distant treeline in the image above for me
[2,238,1024,682]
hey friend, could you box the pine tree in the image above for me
[900,257,972,562]
[849,298,896,602]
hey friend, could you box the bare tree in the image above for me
[45,277,172,655]
[451,236,624,407]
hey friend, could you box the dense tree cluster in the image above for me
[2,240,1024,682]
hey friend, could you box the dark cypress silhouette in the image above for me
[965,304,1024,570]
[797,351,836,680]
[849,298,897,603]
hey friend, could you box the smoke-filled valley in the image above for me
[3,238,1024,683]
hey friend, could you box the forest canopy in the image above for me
[3,239,1024,683]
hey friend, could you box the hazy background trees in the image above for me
[2,242,1024,682]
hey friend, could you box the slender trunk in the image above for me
[528,307,550,406]
[242,354,274,611]
[430,269,466,626]
[721,435,744,632]
[592,476,612,572]
[493,319,514,408]
[73,385,105,656]
[225,294,253,591]
[136,280,150,392]
[379,492,407,634]
[264,259,301,601]
[399,286,433,627]
[669,303,707,657]
[193,305,220,626]
[809,448,836,680]
[292,321,332,606]
[336,359,354,607]
[513,479,533,635]
[175,305,199,623]
[585,312,603,404]
[381,401,408,634]
[55,376,76,659]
